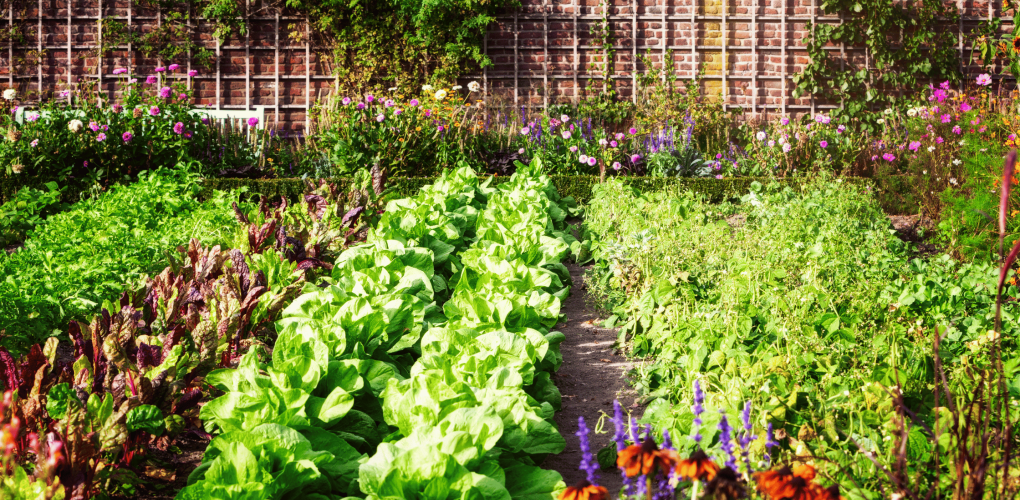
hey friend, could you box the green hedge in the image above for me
[197,174,879,207]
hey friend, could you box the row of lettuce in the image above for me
[178,160,581,499]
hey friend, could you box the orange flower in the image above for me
[558,480,609,500]
[755,464,817,500]
[811,483,844,500]
[616,436,679,477]
[1013,35,1020,53]
[675,449,720,481]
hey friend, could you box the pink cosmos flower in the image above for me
[940,114,951,123]
[883,153,896,161]
[976,73,992,86]
[952,125,962,134]
[173,122,184,134]
[569,146,578,152]
[96,133,106,142]
[247,117,259,127]
[89,121,100,132]
[960,102,972,112]
[908,141,921,151]
[936,137,944,144]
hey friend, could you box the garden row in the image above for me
[582,177,1020,497]
[179,160,579,498]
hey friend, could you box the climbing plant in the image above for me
[792,0,960,121]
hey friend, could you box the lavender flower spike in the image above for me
[576,416,600,485]
[612,401,628,451]
[718,410,738,470]
[692,380,705,443]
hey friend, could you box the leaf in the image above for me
[45,382,79,420]
[126,404,166,436]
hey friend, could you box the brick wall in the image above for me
[0,0,1012,132]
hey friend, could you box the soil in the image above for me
[540,261,646,491]
[888,214,943,256]
[125,431,209,499]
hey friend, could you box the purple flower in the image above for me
[145,75,158,85]
[365,94,375,102]
[630,154,641,163]
[437,125,445,132]
[247,117,259,127]
[187,70,198,77]
[819,140,828,148]
[395,108,403,116]
[587,157,597,166]
[149,106,160,116]
[122,131,132,142]
[952,125,962,134]
[342,97,352,106]
[576,417,600,485]
[940,80,950,90]
[883,153,896,162]
[154,66,166,72]
[628,127,638,135]
[179,93,187,99]
[611,401,628,451]
[692,380,705,443]
[376,114,385,122]
[201,117,209,125]
[96,132,107,142]
[977,73,992,86]
[173,122,184,134]
[168,63,179,71]
[764,423,779,465]
[610,140,618,148]
[409,99,419,106]
[357,102,366,110]
[716,153,723,159]
[718,411,737,470]
[781,117,790,125]
[837,124,846,134]
[112,68,127,75]
[159,87,172,98]
[385,99,395,108]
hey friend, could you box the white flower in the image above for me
[434,90,447,100]
[950,177,958,185]
[26,112,40,122]
[422,84,434,91]
[959,140,966,146]
[561,114,570,123]
[451,85,462,90]
[927,146,935,152]
[884,108,893,115]
[907,108,918,117]
[68,119,84,133]
[756,131,767,141]
[2,89,15,100]
[579,154,588,163]
[467,81,481,93]
[520,127,530,135]
[30,139,38,147]
[877,118,886,124]
[952,159,961,165]
[922,170,927,174]
[387,87,397,91]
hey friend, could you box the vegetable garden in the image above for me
[4,3,1020,498]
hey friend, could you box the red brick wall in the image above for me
[0,0,1012,131]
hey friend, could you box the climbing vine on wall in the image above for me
[792,0,960,120]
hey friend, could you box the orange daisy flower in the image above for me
[558,480,609,500]
[754,464,817,500]
[1013,35,1020,53]
[616,436,679,478]
[675,449,720,481]
[811,483,844,500]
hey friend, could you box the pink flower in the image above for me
[30,139,38,147]
[819,140,828,148]
[159,87,171,98]
[836,124,845,133]
[561,130,572,139]
[149,106,160,116]
[936,136,944,144]
[437,125,445,132]
[612,161,621,170]
[615,132,624,140]
[940,114,951,123]
[960,102,972,112]
[173,122,184,134]
[155,66,166,72]
[587,157,597,166]
[122,132,132,142]
[179,93,187,99]
[599,138,608,146]
[628,127,637,135]
[409,99,419,106]
[168,64,179,71]
[128,78,137,83]
[979,125,987,133]
[365,94,375,102]
[112,68,127,75]
[394,108,403,116]
[781,117,790,125]
[342,97,352,105]
[187,70,198,77]
[96,132,106,142]
[882,153,896,162]
[952,125,962,134]
[976,73,992,86]
[610,140,618,148]
[247,117,259,127]
[145,75,157,85]
[385,99,395,108]
[871,155,878,161]
[89,121,100,132]
[357,102,366,110]
[782,143,791,153]
[518,148,525,154]
[715,174,723,179]
[908,141,921,151]
[630,154,641,163]
[425,109,432,117]
[569,146,578,152]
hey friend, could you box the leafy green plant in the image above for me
[0,182,67,247]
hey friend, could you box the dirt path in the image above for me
[542,261,645,491]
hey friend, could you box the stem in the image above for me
[689,480,700,500]
[647,475,653,500]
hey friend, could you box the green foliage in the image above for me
[0,182,67,246]
[583,177,1020,493]
[0,167,239,353]
[793,0,960,120]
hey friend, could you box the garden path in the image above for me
[541,260,646,491]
